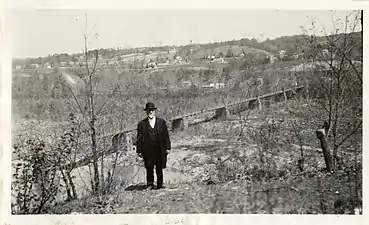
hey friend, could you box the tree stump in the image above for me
[316,128,334,172]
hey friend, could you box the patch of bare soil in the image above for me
[47,102,362,214]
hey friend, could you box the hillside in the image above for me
[10,27,363,215]
[45,100,362,214]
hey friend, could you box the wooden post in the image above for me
[126,132,132,151]
[172,118,187,131]
[248,99,258,110]
[283,91,287,102]
[256,82,262,111]
[316,128,333,172]
[215,107,229,120]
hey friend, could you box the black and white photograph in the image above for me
[5,6,364,217]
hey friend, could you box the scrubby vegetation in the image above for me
[11,11,362,215]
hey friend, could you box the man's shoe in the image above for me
[146,185,155,190]
[156,185,165,190]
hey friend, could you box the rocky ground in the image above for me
[12,100,362,214]
[48,110,362,214]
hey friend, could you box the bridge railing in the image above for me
[168,83,298,119]
[52,85,305,170]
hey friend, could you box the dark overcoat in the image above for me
[135,117,171,169]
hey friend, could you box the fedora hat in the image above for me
[144,102,157,111]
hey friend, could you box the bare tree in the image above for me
[300,10,362,170]
[59,13,123,195]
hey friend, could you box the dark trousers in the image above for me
[145,144,164,188]
[146,160,163,188]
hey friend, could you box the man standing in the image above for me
[135,102,171,189]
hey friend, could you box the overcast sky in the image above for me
[11,9,358,58]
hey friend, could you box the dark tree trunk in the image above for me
[67,170,77,199]
[60,169,72,201]
[316,128,334,172]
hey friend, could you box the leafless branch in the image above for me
[95,85,121,117]
[336,121,362,148]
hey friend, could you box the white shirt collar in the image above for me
[148,116,156,128]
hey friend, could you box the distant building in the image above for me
[174,56,185,64]
[214,57,225,63]
[68,61,76,67]
[207,55,215,61]
[268,55,277,64]
[215,83,225,89]
[292,53,301,60]
[147,61,157,69]
[60,62,68,67]
[182,80,192,88]
[321,49,329,57]
[15,65,23,70]
[201,82,225,89]
[44,63,52,68]
[201,84,212,89]
[30,64,40,69]
[279,50,287,59]
[20,73,31,78]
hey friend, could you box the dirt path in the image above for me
[62,134,229,204]
[119,135,229,187]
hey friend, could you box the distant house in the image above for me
[147,61,157,69]
[215,83,225,89]
[68,61,76,67]
[44,63,51,68]
[207,55,215,61]
[292,53,301,60]
[279,50,287,59]
[268,55,277,64]
[60,62,68,67]
[321,49,329,57]
[182,80,192,88]
[20,73,31,78]
[15,65,23,70]
[201,82,225,89]
[174,56,185,64]
[214,57,225,63]
[30,64,40,69]
[201,84,212,89]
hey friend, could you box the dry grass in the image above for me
[12,87,362,215]
[49,168,361,214]
[44,99,362,214]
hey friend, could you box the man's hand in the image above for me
[138,153,143,158]
[166,150,170,154]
